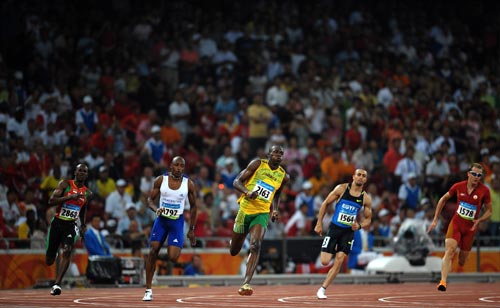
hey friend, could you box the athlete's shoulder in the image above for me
[333,183,349,193]
[450,180,467,190]
[246,158,263,169]
[58,178,70,189]
[477,181,491,193]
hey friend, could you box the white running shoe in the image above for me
[142,289,153,301]
[50,284,62,296]
[317,287,327,299]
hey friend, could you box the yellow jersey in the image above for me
[237,159,286,214]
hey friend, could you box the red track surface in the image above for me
[0,282,499,308]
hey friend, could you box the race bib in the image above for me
[321,236,331,248]
[253,180,275,201]
[457,201,476,220]
[60,204,80,221]
[337,213,356,226]
[160,201,181,219]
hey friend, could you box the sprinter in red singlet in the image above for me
[45,163,92,296]
[427,163,492,291]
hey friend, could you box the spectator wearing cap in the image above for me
[117,203,143,236]
[215,145,240,173]
[220,158,238,189]
[376,208,391,240]
[394,146,421,184]
[415,197,431,220]
[105,179,132,221]
[141,125,167,171]
[294,180,316,218]
[397,172,421,210]
[75,95,98,136]
[96,165,117,200]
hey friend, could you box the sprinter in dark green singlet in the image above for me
[314,169,372,299]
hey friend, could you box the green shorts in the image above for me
[233,211,269,234]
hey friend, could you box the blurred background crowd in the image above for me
[0,0,499,256]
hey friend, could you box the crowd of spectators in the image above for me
[1,0,499,253]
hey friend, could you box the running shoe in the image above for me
[238,283,253,296]
[50,284,62,296]
[317,287,327,299]
[142,289,153,301]
[437,280,447,291]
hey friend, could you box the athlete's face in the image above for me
[170,158,185,178]
[268,147,284,168]
[353,169,368,186]
[468,167,483,185]
[74,164,89,182]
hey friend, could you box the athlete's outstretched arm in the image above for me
[187,178,198,246]
[233,159,261,200]
[471,200,492,231]
[427,192,451,233]
[359,193,372,229]
[314,184,345,236]
[270,173,290,222]
[147,176,163,215]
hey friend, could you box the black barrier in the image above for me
[86,256,122,284]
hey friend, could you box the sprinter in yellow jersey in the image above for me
[230,145,290,296]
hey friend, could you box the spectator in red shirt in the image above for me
[383,138,404,192]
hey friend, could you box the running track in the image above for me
[1,282,499,308]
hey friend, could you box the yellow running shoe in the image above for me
[238,283,253,296]
[437,280,447,291]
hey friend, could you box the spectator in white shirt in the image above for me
[105,179,132,221]
[284,203,310,236]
